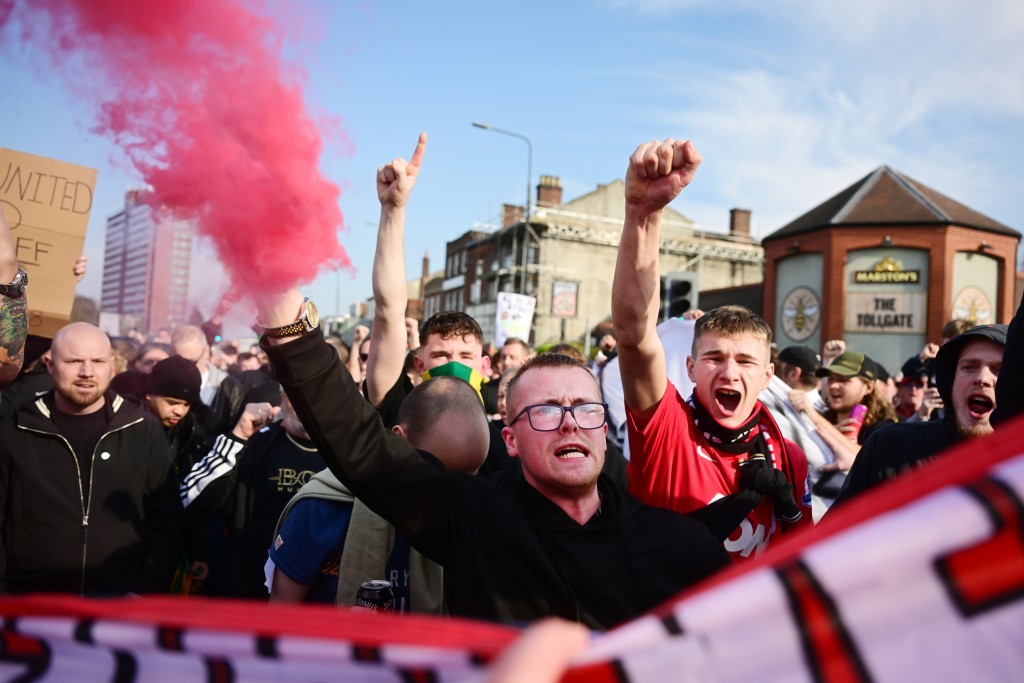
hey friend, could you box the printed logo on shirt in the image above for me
[268,468,317,492]
[696,446,715,463]
[724,518,771,558]
[709,493,774,558]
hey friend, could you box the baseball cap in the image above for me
[777,345,820,376]
[863,355,891,383]
[147,355,202,404]
[816,351,874,381]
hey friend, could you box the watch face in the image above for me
[305,299,320,328]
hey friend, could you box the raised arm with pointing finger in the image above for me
[365,133,427,407]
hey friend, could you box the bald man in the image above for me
[0,322,182,595]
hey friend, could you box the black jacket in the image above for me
[265,331,729,629]
[162,412,217,565]
[994,297,1023,427]
[0,391,182,594]
[0,363,52,419]
[831,322,1009,509]
[181,424,325,598]
[830,418,962,508]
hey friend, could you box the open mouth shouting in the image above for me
[966,393,994,420]
[714,388,742,416]
[555,444,589,459]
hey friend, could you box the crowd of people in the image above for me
[0,136,1019,636]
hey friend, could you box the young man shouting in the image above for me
[612,138,810,559]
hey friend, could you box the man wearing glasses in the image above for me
[255,287,729,628]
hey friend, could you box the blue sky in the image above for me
[2,0,1022,331]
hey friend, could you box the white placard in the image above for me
[494,292,535,347]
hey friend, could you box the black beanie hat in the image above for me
[147,355,202,404]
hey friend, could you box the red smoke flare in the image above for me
[1,0,350,295]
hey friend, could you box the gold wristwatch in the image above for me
[258,298,320,338]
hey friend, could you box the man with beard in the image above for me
[0,322,181,594]
[830,324,1007,508]
[611,138,810,560]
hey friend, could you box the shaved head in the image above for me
[47,323,114,414]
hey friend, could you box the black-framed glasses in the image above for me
[508,403,607,431]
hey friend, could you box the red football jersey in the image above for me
[627,380,811,560]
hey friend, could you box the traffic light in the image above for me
[661,271,699,320]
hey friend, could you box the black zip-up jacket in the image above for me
[264,331,729,630]
[0,390,182,595]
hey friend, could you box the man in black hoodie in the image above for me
[830,323,1007,508]
[255,286,730,630]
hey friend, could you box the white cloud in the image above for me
[600,0,1024,235]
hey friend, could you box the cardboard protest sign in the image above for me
[0,148,97,337]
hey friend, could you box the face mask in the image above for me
[421,361,485,403]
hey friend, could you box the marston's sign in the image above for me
[853,256,920,284]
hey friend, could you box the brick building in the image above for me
[762,166,1019,373]
[444,175,763,346]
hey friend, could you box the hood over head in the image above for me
[934,324,1008,408]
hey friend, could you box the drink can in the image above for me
[847,403,867,442]
[356,579,395,612]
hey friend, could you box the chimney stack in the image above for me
[729,208,751,239]
[536,175,563,208]
[503,203,525,228]
[420,250,430,306]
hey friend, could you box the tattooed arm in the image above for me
[0,210,26,389]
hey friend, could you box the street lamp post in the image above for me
[472,122,533,295]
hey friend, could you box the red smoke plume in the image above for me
[1,0,349,294]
